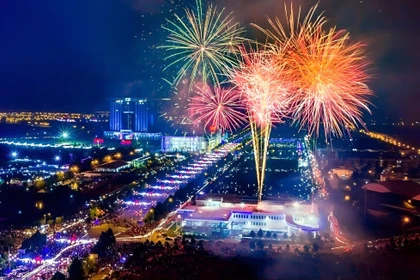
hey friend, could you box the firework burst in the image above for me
[288,28,372,138]
[252,3,326,47]
[253,4,371,138]
[160,0,243,88]
[188,84,247,132]
[230,46,295,203]
[231,47,294,126]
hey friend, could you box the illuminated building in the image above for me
[176,194,319,238]
[109,98,149,133]
[161,133,222,152]
[94,160,130,173]
[330,168,353,180]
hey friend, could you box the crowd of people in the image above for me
[102,234,420,280]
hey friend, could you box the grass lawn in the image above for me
[87,223,128,238]
[165,222,180,237]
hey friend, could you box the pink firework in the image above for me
[231,47,294,127]
[188,84,247,132]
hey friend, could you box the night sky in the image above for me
[0,0,419,121]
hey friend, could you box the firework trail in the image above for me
[230,45,295,202]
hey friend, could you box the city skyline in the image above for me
[0,0,419,121]
[1,1,420,279]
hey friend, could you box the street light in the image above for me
[403,216,410,224]
[55,155,61,161]
[11,151,18,158]
[104,155,112,163]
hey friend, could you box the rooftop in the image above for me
[180,195,317,221]
[363,180,420,200]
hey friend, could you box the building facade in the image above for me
[109,98,148,132]
[161,133,222,152]
[175,195,319,238]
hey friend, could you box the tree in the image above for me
[257,240,264,250]
[68,258,86,280]
[390,238,396,250]
[283,233,288,240]
[323,232,331,240]
[257,229,264,238]
[191,237,196,246]
[273,233,278,239]
[312,242,319,253]
[250,230,256,238]
[266,231,271,238]
[250,241,256,250]
[55,217,63,225]
[268,243,273,251]
[294,247,300,254]
[197,240,204,249]
[414,237,420,247]
[91,228,116,257]
[307,232,314,242]
[303,245,310,254]
[50,271,66,280]
[0,238,13,269]
[34,179,46,190]
[285,244,290,252]
[290,233,296,243]
[89,207,100,219]
[20,230,47,254]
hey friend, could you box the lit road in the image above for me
[328,212,352,245]
[14,141,243,279]
[22,240,96,280]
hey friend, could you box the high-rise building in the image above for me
[109,100,123,131]
[134,100,148,132]
[109,98,148,132]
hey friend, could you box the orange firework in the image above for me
[288,27,372,138]
[254,3,372,138]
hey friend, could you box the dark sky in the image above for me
[0,0,419,121]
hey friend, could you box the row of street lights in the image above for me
[361,129,420,155]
